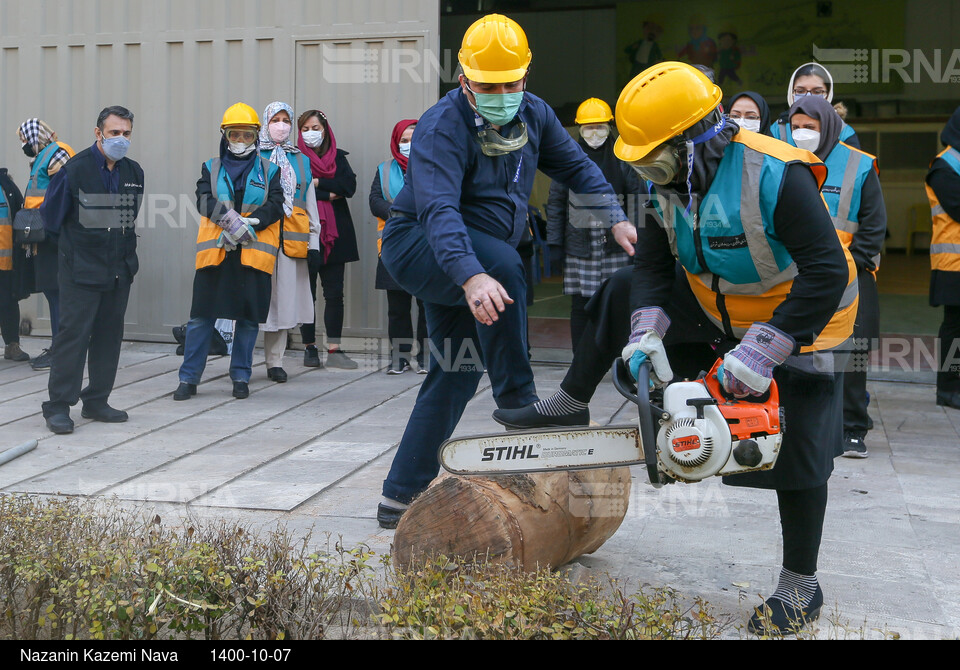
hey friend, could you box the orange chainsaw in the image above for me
[439,359,784,487]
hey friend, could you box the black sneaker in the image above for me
[492,404,590,430]
[30,348,53,370]
[4,342,30,362]
[842,433,868,459]
[377,503,405,529]
[232,381,250,399]
[387,361,411,375]
[415,356,428,375]
[45,413,74,435]
[267,367,288,383]
[326,350,358,369]
[81,404,129,423]
[303,345,323,368]
[173,382,197,401]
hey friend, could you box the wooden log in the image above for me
[392,468,631,572]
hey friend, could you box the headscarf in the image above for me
[297,110,339,260]
[390,119,418,171]
[259,101,300,217]
[788,94,844,161]
[17,118,70,170]
[786,62,835,105]
[942,105,960,148]
[728,91,771,136]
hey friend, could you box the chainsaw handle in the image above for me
[612,358,662,488]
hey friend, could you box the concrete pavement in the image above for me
[0,335,957,639]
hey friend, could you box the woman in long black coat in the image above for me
[296,110,359,369]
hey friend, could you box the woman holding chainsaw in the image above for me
[494,62,858,636]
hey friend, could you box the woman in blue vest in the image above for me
[369,119,427,374]
[258,101,319,383]
[926,107,960,410]
[174,103,284,401]
[788,95,886,459]
[769,63,860,149]
[17,119,75,370]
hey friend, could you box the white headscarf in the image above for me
[259,101,300,216]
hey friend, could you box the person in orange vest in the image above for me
[16,119,76,370]
[0,168,26,362]
[495,62,858,635]
[787,95,886,459]
[174,103,284,401]
[927,106,960,410]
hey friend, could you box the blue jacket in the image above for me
[389,87,627,286]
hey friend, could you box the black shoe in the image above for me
[81,404,128,423]
[232,381,249,399]
[30,348,53,370]
[415,356,428,374]
[866,415,874,431]
[936,391,960,410]
[326,350,358,369]
[303,345,322,368]
[387,361,411,375]
[267,367,288,383]
[377,503,405,529]
[841,433,868,459]
[45,413,74,435]
[492,404,590,430]
[747,585,823,636]
[173,382,197,401]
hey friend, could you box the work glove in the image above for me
[718,322,795,398]
[216,230,238,252]
[216,210,259,245]
[621,307,673,387]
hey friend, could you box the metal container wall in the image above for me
[0,0,439,341]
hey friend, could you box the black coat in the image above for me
[314,149,359,266]
[189,160,285,323]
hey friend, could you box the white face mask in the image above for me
[398,142,411,158]
[302,129,323,148]
[580,124,610,149]
[792,128,821,152]
[228,141,256,157]
[736,118,761,133]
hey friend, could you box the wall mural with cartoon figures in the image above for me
[616,0,907,97]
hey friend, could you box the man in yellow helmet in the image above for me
[377,14,636,528]
[546,97,645,350]
[495,62,858,635]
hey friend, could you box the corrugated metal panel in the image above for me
[1,0,439,342]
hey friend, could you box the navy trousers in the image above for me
[380,217,538,503]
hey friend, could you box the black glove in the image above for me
[307,249,323,272]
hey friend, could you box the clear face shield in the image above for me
[476,122,529,157]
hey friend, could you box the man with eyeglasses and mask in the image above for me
[39,106,144,435]
[495,62,858,636]
[375,14,636,529]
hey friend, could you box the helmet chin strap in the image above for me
[683,114,727,214]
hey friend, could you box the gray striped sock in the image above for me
[533,389,588,417]
[771,568,818,609]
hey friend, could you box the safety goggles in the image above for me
[476,122,529,156]
[223,127,258,143]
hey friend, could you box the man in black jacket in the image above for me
[40,106,144,435]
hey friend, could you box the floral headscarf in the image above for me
[259,101,300,217]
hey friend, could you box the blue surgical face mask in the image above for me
[466,84,524,126]
[101,135,130,161]
[398,142,411,158]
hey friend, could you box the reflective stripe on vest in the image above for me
[196,156,280,273]
[272,151,310,259]
[928,146,960,272]
[657,131,855,353]
[822,142,878,247]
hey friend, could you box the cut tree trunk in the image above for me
[392,468,631,572]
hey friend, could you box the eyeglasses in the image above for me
[793,87,828,98]
[728,112,761,121]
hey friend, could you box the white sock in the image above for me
[533,389,588,417]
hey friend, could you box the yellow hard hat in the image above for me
[221,103,260,129]
[575,98,614,125]
[614,62,722,163]
[458,14,532,84]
